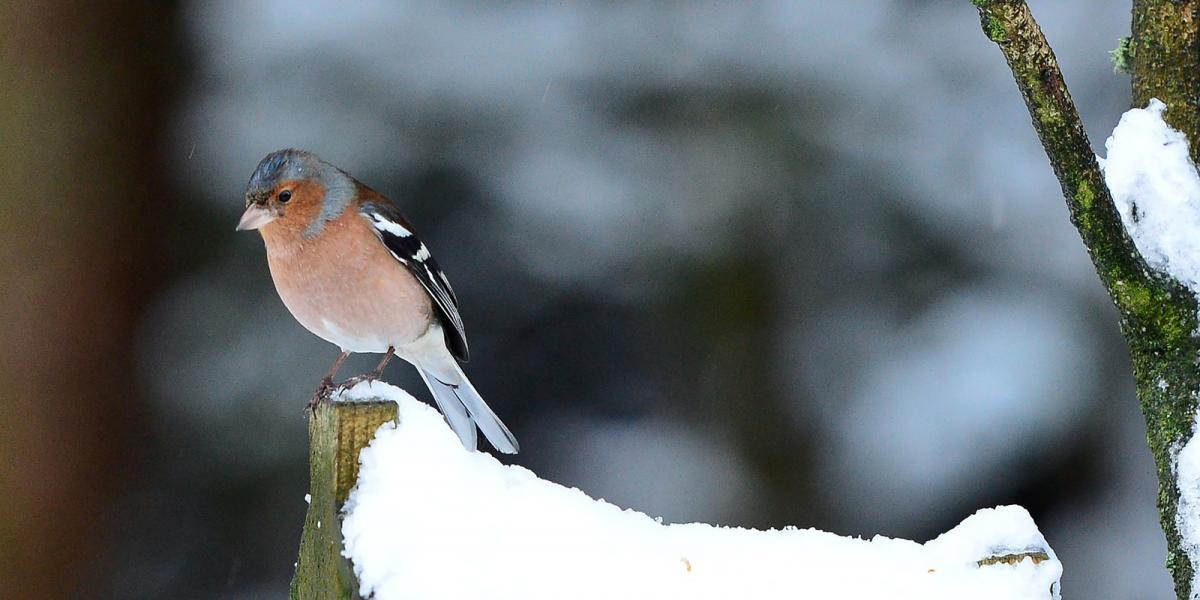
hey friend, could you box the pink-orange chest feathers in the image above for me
[260,207,433,353]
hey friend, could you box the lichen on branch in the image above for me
[1110,36,1135,74]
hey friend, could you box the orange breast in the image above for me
[261,208,434,353]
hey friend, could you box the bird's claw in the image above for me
[305,365,387,415]
[336,371,383,392]
[305,377,335,414]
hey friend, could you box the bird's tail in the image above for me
[417,359,519,455]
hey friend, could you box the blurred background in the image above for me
[0,1,1168,597]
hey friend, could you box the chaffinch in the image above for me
[237,149,518,454]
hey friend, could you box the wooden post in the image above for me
[289,399,399,600]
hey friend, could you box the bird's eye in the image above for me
[278,190,293,203]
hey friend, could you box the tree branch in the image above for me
[971,2,1200,598]
[970,1,1195,345]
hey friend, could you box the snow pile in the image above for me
[338,382,1061,600]
[1101,98,1200,292]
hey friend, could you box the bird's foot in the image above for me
[305,376,335,414]
[336,370,384,392]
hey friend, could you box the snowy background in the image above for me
[0,1,1170,598]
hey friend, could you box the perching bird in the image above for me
[237,149,518,454]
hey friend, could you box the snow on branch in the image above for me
[335,383,1061,600]
[1102,99,1200,296]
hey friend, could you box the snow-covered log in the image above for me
[290,382,1061,600]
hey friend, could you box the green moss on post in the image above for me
[976,551,1050,567]
[290,399,399,600]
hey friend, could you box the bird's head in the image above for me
[237,149,355,237]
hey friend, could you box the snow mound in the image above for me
[1101,98,1200,293]
[338,383,1061,600]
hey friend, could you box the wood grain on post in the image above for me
[289,399,399,600]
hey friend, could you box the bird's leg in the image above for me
[369,346,395,379]
[307,351,350,412]
[338,346,395,389]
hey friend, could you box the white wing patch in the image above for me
[369,213,413,237]
[414,244,431,262]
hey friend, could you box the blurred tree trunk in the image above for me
[970,1,1200,598]
[0,2,177,596]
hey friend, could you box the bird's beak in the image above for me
[236,204,276,231]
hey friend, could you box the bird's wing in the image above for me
[359,200,469,362]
